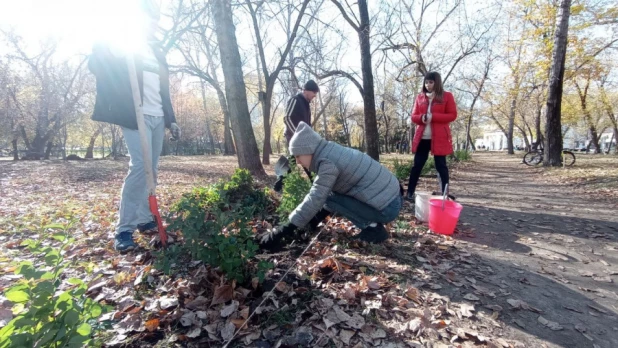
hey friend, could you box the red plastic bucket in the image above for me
[428,199,463,235]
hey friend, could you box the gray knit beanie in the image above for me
[289,122,322,156]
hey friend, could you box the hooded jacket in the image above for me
[288,122,401,227]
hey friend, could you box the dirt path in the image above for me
[451,153,618,348]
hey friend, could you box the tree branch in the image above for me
[330,0,360,32]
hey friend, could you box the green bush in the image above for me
[0,223,109,348]
[165,169,274,282]
[391,158,435,179]
[452,150,472,162]
[392,159,412,181]
[277,168,312,219]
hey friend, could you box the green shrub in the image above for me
[277,168,312,219]
[452,150,472,162]
[392,159,412,181]
[165,169,274,282]
[0,223,109,348]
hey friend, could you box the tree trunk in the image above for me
[544,0,571,166]
[262,96,272,164]
[44,140,53,160]
[199,79,216,155]
[213,87,235,155]
[507,98,516,154]
[212,0,265,176]
[85,126,102,159]
[535,104,542,144]
[358,0,379,161]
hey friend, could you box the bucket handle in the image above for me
[441,183,449,211]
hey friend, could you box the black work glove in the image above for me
[259,223,298,251]
[308,209,330,231]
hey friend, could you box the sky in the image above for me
[0,0,152,57]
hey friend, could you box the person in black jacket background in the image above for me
[274,80,319,192]
[88,0,180,252]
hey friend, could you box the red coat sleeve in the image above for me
[411,95,424,126]
[431,92,457,124]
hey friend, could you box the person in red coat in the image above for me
[406,72,457,201]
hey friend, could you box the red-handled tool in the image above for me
[126,54,167,247]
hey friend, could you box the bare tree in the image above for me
[211,0,265,176]
[171,1,235,155]
[245,0,310,164]
[2,32,90,160]
[324,0,380,160]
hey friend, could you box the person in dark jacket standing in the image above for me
[273,80,319,192]
[261,122,403,251]
[88,0,180,252]
[283,80,319,143]
[406,71,457,201]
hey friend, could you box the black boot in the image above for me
[352,223,389,243]
[273,175,285,193]
[308,209,331,231]
[405,191,414,202]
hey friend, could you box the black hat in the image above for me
[304,80,320,93]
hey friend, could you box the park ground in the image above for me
[1,152,617,347]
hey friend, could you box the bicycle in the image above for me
[523,146,576,166]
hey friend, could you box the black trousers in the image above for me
[407,139,449,195]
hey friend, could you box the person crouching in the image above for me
[260,122,403,250]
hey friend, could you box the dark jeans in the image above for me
[407,139,449,195]
[324,193,403,229]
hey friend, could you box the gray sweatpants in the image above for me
[115,115,165,234]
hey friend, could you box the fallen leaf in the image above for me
[405,287,421,303]
[587,304,608,314]
[159,296,178,310]
[243,331,261,345]
[186,296,208,310]
[408,318,422,332]
[507,299,541,313]
[575,323,586,333]
[563,305,583,313]
[340,329,355,345]
[144,318,159,332]
[275,282,288,292]
[186,327,201,338]
[538,316,563,330]
[231,318,246,328]
[463,293,480,301]
[221,301,239,317]
[495,338,510,348]
[220,321,236,341]
[116,313,144,334]
[460,303,475,318]
[484,304,503,311]
[180,312,197,327]
[416,256,428,263]
[212,284,234,306]
[333,306,352,322]
[347,313,365,329]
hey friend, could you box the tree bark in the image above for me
[507,98,516,154]
[85,126,102,159]
[358,0,379,160]
[198,79,216,155]
[576,80,602,153]
[543,0,571,166]
[212,0,265,176]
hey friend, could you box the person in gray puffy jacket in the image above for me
[260,122,403,250]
